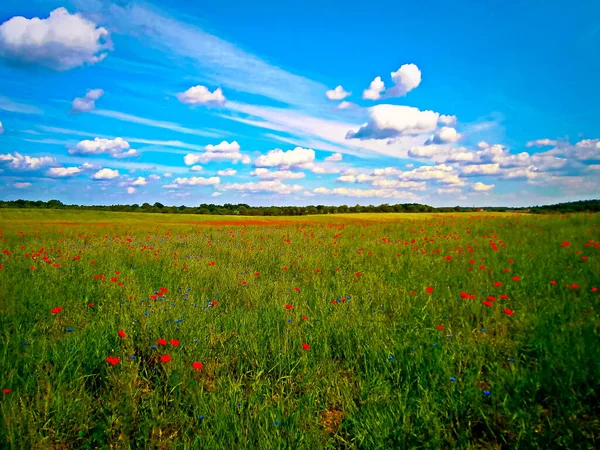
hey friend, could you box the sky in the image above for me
[0,0,599,207]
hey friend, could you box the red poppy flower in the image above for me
[504,268,510,272]
[118,329,126,338]
[508,259,514,263]
[550,280,557,285]
[512,276,521,281]
[160,355,172,363]
[500,294,509,300]
[106,356,120,365]
[211,300,217,306]
[469,259,475,264]
[493,282,502,287]
[254,272,260,277]
[170,339,180,347]
[50,306,62,315]
[110,277,117,283]
[592,287,598,292]
[115,270,121,275]
[503,308,514,316]
[2,389,10,394]
[294,287,300,292]
[302,315,308,321]
[283,266,288,271]
[284,304,293,310]
[192,361,203,370]
[301,343,310,351]
[460,292,469,299]
[426,286,434,294]
[355,272,361,277]
[410,290,415,295]
[436,325,444,330]
[482,301,493,307]
[208,261,215,266]
[571,284,579,289]
[88,302,94,307]
[157,338,167,346]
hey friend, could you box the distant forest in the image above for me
[0,199,598,215]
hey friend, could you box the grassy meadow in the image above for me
[0,209,599,449]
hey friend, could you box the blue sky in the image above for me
[0,0,598,207]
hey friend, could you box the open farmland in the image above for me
[0,210,599,449]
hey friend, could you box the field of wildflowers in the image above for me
[0,210,598,449]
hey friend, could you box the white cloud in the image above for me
[312,186,418,199]
[93,168,119,180]
[190,165,203,172]
[472,182,495,191]
[70,137,139,158]
[399,164,464,185]
[184,140,249,165]
[217,168,237,176]
[219,180,303,194]
[326,85,351,100]
[205,141,240,152]
[165,176,220,187]
[0,152,55,170]
[254,146,315,169]
[362,76,385,100]
[337,101,356,110]
[71,89,104,113]
[250,168,305,180]
[526,138,558,148]
[164,172,173,177]
[426,127,461,144]
[211,191,222,197]
[0,7,112,71]
[461,163,501,175]
[437,187,461,194]
[346,105,439,140]
[47,166,82,177]
[177,85,226,105]
[477,141,490,149]
[325,152,342,162]
[0,120,3,134]
[127,186,136,194]
[13,182,31,188]
[439,115,458,126]
[387,63,421,97]
[132,176,147,185]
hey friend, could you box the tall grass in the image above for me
[0,211,598,449]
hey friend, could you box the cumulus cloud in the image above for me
[164,172,173,177]
[362,76,385,100]
[439,115,458,126]
[127,186,136,194]
[219,180,302,194]
[164,176,220,187]
[132,176,147,185]
[398,164,464,185]
[70,137,139,158]
[0,8,112,71]
[184,140,250,165]
[92,168,119,179]
[526,138,558,148]
[177,85,226,105]
[387,63,421,97]
[250,168,305,180]
[254,146,315,169]
[461,163,501,175]
[47,166,82,177]
[346,105,439,140]
[149,174,161,180]
[472,182,495,191]
[0,152,55,170]
[71,88,104,113]
[190,165,203,172]
[337,101,356,110]
[326,85,351,100]
[325,152,342,162]
[425,127,461,145]
[217,168,237,176]
[312,186,418,199]
[13,182,31,188]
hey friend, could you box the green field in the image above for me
[0,210,598,449]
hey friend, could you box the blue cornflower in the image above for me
[450,377,456,382]
[483,390,491,396]
[66,327,73,332]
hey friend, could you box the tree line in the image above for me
[0,199,598,215]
